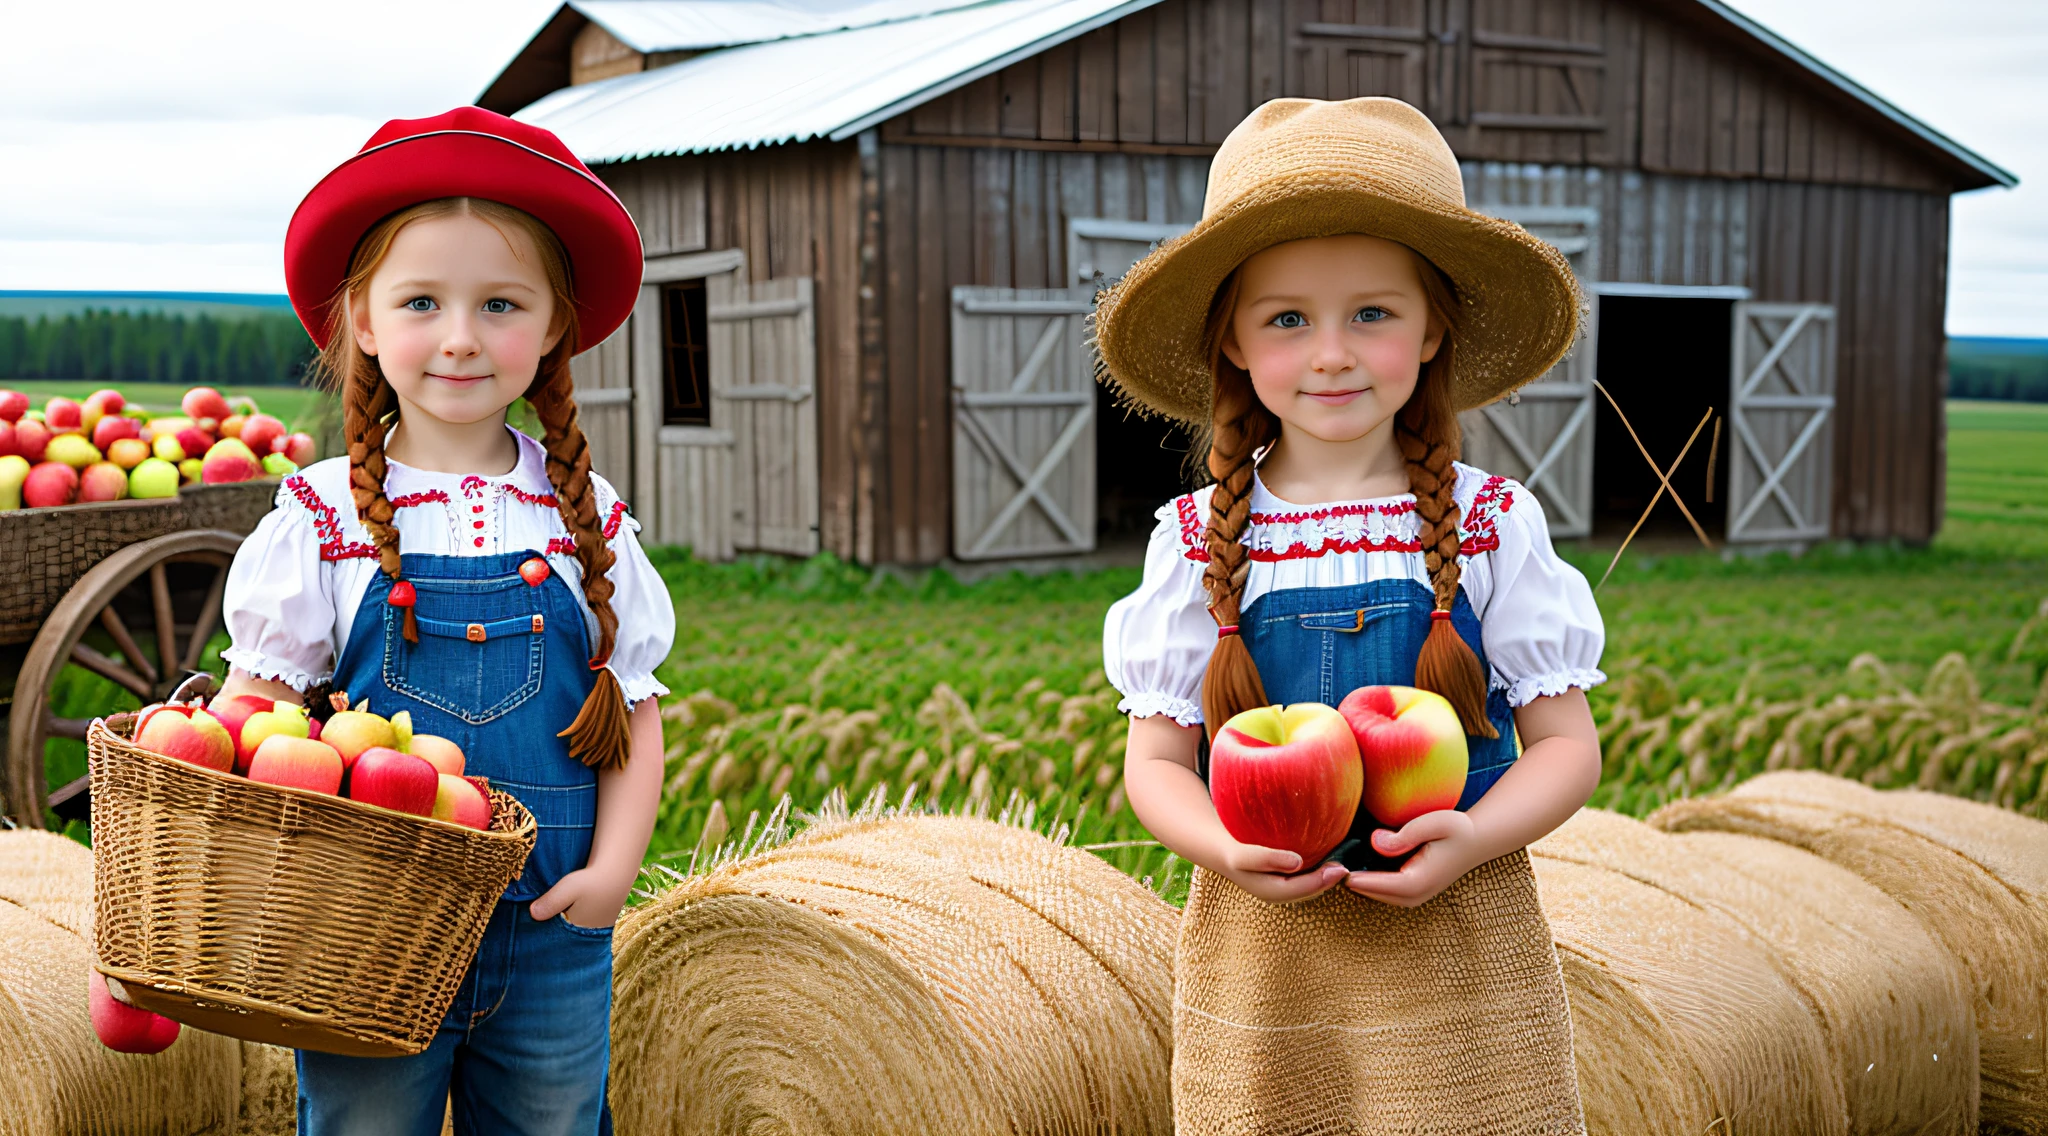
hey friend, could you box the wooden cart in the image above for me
[0,481,277,828]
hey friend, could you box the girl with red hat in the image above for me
[213,106,672,1134]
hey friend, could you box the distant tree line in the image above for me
[0,309,316,387]
[1948,354,2048,403]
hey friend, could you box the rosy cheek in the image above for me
[1358,336,1424,391]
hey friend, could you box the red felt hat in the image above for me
[284,106,641,353]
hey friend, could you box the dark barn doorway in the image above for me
[1592,296,1734,543]
[1096,383,1199,547]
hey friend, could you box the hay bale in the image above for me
[1536,808,1978,1135]
[1530,854,1844,1135]
[609,814,1178,1136]
[229,1042,298,1136]
[1651,771,2048,1133]
[0,833,245,1135]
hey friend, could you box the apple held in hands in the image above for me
[1337,685,1469,829]
[1209,702,1364,867]
[247,735,345,795]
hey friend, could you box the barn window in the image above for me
[660,279,711,425]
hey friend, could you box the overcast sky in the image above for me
[2,0,2041,336]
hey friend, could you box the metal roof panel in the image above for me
[569,0,994,52]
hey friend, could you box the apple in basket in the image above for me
[235,701,310,773]
[1337,685,1469,829]
[89,969,179,1054]
[202,693,275,773]
[407,733,465,777]
[432,774,492,830]
[1208,703,1363,867]
[348,747,439,816]
[321,709,399,771]
[247,735,345,795]
[134,703,235,773]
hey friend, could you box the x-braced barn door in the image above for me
[708,275,819,556]
[1727,302,1836,544]
[1457,206,1598,539]
[950,288,1097,560]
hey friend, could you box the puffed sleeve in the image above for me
[1477,484,1607,707]
[220,484,338,691]
[590,475,674,709]
[1102,498,1215,726]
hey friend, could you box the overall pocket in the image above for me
[382,579,545,725]
[497,778,597,895]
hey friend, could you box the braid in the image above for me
[1197,274,1276,737]
[527,344,633,771]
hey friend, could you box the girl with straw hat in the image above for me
[1100,97,1603,1133]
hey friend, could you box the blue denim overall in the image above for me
[296,551,614,1136]
[1204,577,1519,872]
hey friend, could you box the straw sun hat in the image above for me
[1091,97,1583,424]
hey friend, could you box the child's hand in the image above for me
[529,864,635,930]
[1343,810,1486,908]
[1216,841,1350,905]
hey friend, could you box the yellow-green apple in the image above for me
[182,387,231,422]
[432,774,491,829]
[1337,685,1469,829]
[247,735,344,795]
[107,436,150,470]
[238,414,285,458]
[408,734,464,777]
[128,457,179,499]
[44,433,101,470]
[0,455,29,510]
[390,710,413,751]
[44,397,83,434]
[151,432,186,462]
[0,390,26,422]
[219,413,245,439]
[321,709,397,771]
[13,419,49,463]
[79,461,129,502]
[90,413,139,453]
[135,703,236,772]
[236,701,310,772]
[348,747,439,816]
[177,458,202,484]
[1209,702,1363,866]
[89,969,180,1054]
[201,438,262,485]
[260,452,297,477]
[22,461,78,508]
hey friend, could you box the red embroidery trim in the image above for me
[1249,500,1414,525]
[389,489,448,508]
[285,476,377,561]
[1457,474,1512,556]
[460,475,487,497]
[602,500,627,539]
[545,536,577,556]
[1246,533,1423,561]
[455,474,558,508]
[1169,474,1516,564]
[1174,494,1209,563]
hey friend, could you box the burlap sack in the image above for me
[609,815,1178,1136]
[1535,808,1978,1135]
[1650,771,2048,1134]
[1172,848,1584,1136]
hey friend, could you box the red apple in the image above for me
[237,414,286,458]
[307,717,322,741]
[89,970,179,1054]
[321,709,397,771]
[81,389,123,434]
[21,461,78,508]
[107,436,150,470]
[134,703,235,772]
[1209,702,1363,867]
[174,427,213,459]
[431,773,492,829]
[78,461,129,502]
[236,700,310,770]
[348,747,439,816]
[1337,685,1469,829]
[0,390,27,422]
[182,386,232,422]
[0,421,13,458]
[91,413,140,453]
[201,437,262,485]
[278,432,317,466]
[13,418,50,463]
[407,734,465,777]
[44,397,83,433]
[247,735,344,795]
[202,693,275,773]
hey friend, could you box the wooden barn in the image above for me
[479,0,2012,563]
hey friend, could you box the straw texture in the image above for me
[1534,808,1978,1135]
[1172,849,1584,1135]
[1090,97,1582,425]
[609,814,1179,1136]
[88,716,536,1056]
[1651,772,2048,1134]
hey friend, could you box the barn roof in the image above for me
[497,0,2013,189]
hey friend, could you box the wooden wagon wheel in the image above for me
[6,529,243,828]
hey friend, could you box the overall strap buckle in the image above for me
[466,623,487,642]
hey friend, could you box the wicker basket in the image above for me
[87,715,536,1057]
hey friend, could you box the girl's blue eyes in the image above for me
[403,298,518,314]
[482,299,515,314]
[1266,307,1390,329]
[405,297,436,313]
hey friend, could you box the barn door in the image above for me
[951,287,1097,560]
[1727,302,1836,544]
[1456,205,1598,539]
[1067,219,1191,288]
[708,275,819,556]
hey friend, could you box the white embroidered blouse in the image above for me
[1102,462,1606,727]
[221,426,674,708]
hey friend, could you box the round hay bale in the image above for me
[1650,771,2048,1133]
[1529,852,1844,1135]
[609,815,1179,1136]
[0,832,244,1136]
[1537,808,1978,1135]
[231,1042,298,1136]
